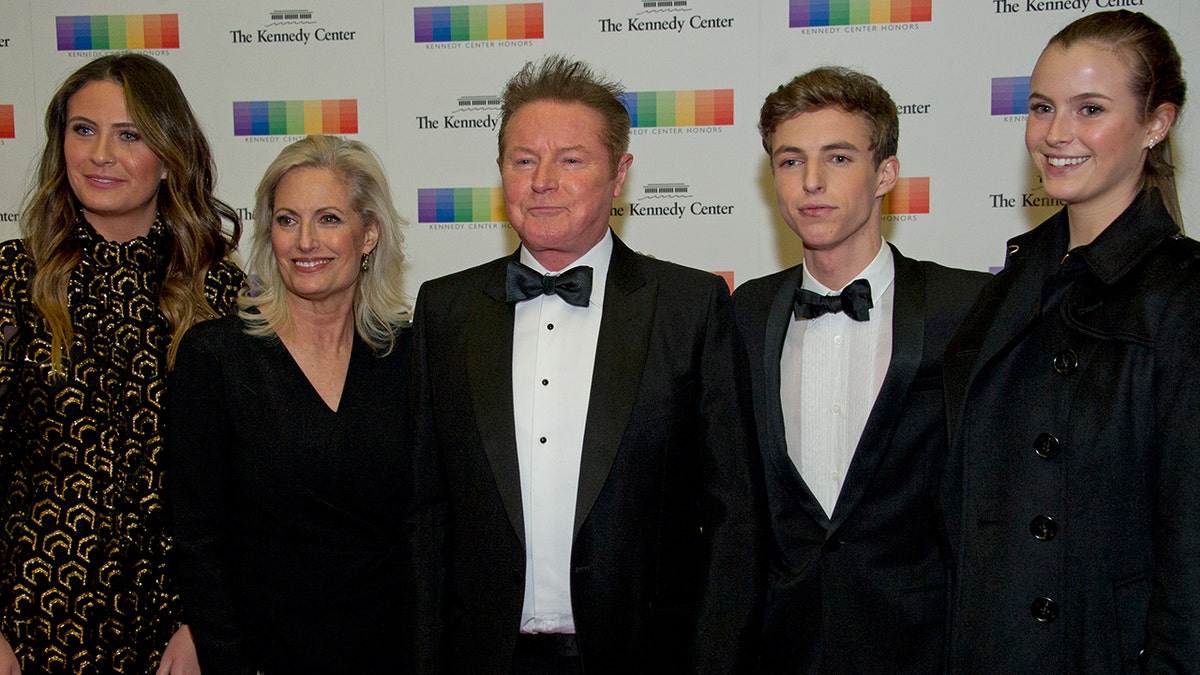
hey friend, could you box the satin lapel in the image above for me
[574,238,654,538]
[829,249,922,528]
[766,266,832,529]
[468,257,525,545]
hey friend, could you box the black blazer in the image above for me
[732,244,986,673]
[410,233,765,674]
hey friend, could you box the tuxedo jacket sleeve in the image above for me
[732,244,988,673]
[409,234,765,674]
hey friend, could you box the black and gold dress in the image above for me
[0,220,242,673]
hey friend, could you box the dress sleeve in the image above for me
[167,326,256,675]
[0,246,28,457]
[203,261,245,316]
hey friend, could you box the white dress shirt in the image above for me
[780,241,894,518]
[512,230,612,634]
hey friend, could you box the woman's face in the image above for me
[270,166,378,312]
[1025,41,1163,223]
[63,79,166,241]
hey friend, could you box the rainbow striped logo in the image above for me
[414,4,544,42]
[418,187,507,223]
[233,100,358,136]
[883,177,930,214]
[0,106,14,139]
[620,90,734,127]
[991,77,1030,115]
[56,15,180,51]
[790,0,931,27]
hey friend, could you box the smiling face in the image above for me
[63,79,166,241]
[270,166,379,313]
[1026,41,1172,231]
[770,107,896,276]
[498,100,632,271]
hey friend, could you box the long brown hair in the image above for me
[20,53,241,372]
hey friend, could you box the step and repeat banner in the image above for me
[1,1,1195,296]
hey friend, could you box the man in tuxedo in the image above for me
[731,67,988,673]
[410,54,763,674]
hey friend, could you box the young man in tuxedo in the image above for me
[732,66,987,673]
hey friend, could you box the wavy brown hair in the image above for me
[20,53,241,372]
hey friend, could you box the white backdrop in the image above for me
[1,1,1196,297]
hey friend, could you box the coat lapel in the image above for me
[468,256,526,545]
[574,237,655,538]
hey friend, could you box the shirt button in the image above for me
[833,335,844,345]
[1030,515,1058,541]
[1052,349,1078,375]
[547,323,554,330]
[539,437,547,444]
[1034,433,1061,459]
[832,403,842,414]
[541,379,549,386]
[1030,597,1059,623]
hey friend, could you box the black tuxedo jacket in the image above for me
[731,245,986,673]
[410,234,765,674]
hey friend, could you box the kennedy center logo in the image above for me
[418,187,509,230]
[991,76,1030,115]
[233,100,358,137]
[57,14,180,50]
[620,89,733,135]
[0,106,14,139]
[414,3,543,43]
[790,0,931,27]
[883,177,930,219]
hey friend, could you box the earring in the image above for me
[1148,137,1157,150]
[360,252,371,272]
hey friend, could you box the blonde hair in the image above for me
[240,135,409,354]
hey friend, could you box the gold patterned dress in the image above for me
[0,220,242,674]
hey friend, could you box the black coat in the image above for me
[732,245,987,673]
[409,233,766,674]
[942,190,1200,672]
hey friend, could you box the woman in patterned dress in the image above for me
[0,54,243,674]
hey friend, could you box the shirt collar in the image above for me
[801,238,895,307]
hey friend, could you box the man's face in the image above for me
[769,107,895,259]
[499,100,632,271]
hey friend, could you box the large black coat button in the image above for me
[1030,515,1058,541]
[1052,349,1079,375]
[1031,596,1059,622]
[1034,433,1061,459]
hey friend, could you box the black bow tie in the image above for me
[793,278,873,321]
[506,261,594,307]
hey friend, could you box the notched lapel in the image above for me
[468,262,526,545]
